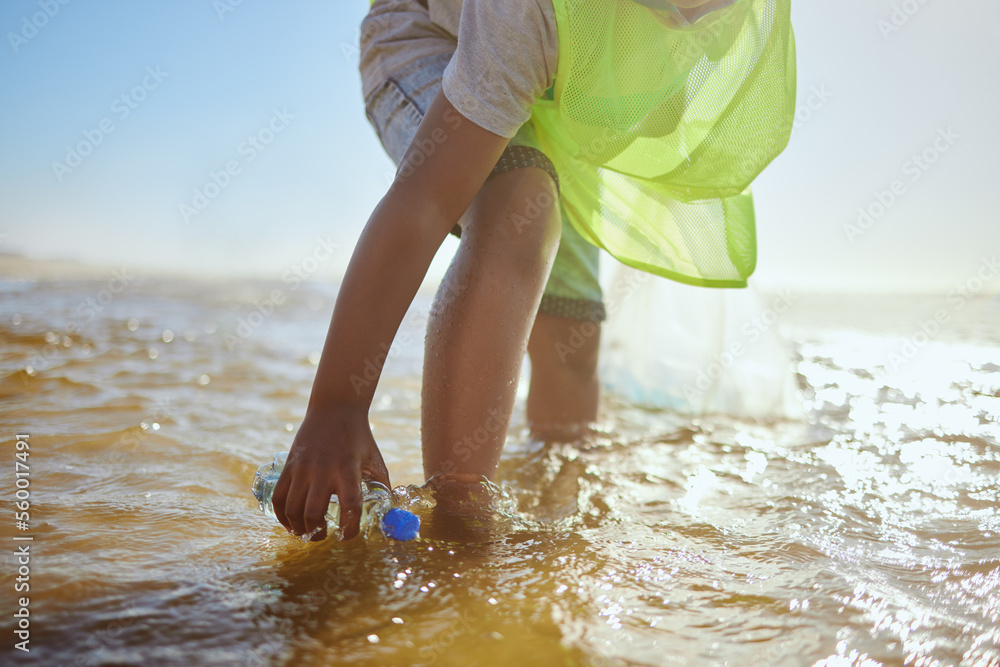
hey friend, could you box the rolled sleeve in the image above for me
[441,0,557,138]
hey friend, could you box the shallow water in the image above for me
[0,278,998,666]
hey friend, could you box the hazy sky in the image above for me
[1,0,997,293]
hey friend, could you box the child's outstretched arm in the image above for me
[271,90,509,541]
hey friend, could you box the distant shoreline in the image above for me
[0,254,338,285]
[0,254,119,281]
[1,254,993,304]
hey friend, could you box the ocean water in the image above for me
[0,277,998,666]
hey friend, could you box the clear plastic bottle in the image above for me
[252,452,420,541]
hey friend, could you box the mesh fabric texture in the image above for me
[530,0,796,287]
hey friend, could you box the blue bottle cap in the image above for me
[381,508,420,541]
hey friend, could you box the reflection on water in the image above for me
[0,279,997,666]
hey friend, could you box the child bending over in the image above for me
[273,0,796,540]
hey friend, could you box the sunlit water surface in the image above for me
[0,279,998,666]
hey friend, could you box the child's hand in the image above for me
[271,408,390,541]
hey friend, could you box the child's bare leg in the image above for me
[421,166,560,480]
[526,313,600,440]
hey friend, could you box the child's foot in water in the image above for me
[423,473,506,542]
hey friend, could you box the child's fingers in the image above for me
[364,448,392,491]
[280,473,314,537]
[302,482,332,542]
[271,467,294,533]
[336,471,364,541]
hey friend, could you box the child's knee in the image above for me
[505,168,560,246]
[481,168,561,273]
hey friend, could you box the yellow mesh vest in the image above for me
[530,0,796,287]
